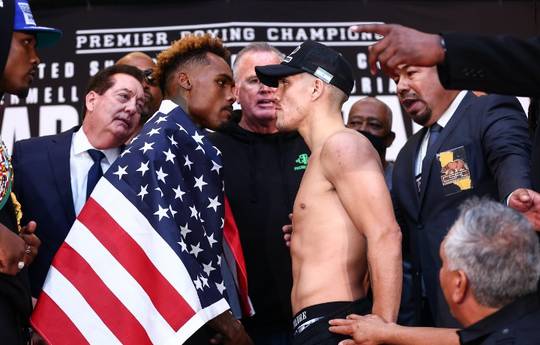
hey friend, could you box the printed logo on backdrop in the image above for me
[0,20,397,154]
[74,22,382,53]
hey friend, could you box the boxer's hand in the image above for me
[0,223,26,275]
[20,221,40,266]
[282,213,293,247]
[208,311,253,345]
[508,188,540,231]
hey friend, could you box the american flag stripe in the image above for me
[32,292,90,345]
[79,198,193,329]
[223,198,253,316]
[91,178,203,310]
[62,220,176,343]
[32,176,231,343]
[41,267,122,344]
[52,244,153,344]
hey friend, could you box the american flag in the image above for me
[31,100,251,344]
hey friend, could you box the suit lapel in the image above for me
[48,127,77,224]
[395,129,426,217]
[418,92,475,207]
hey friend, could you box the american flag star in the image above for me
[136,161,150,176]
[147,127,160,137]
[139,141,154,154]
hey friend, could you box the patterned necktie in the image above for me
[86,149,105,200]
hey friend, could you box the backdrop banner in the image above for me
[1,1,537,159]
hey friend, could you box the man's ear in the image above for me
[85,91,97,113]
[233,82,240,99]
[452,270,469,305]
[178,71,192,91]
[385,131,396,148]
[311,78,324,100]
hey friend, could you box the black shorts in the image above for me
[291,298,371,345]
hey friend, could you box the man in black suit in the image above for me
[352,23,540,230]
[12,64,145,298]
[389,64,531,327]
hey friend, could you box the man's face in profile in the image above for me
[395,66,447,127]
[187,53,235,130]
[0,32,40,97]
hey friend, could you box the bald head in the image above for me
[117,52,154,70]
[116,52,162,122]
[347,97,393,138]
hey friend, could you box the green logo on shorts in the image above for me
[294,153,309,171]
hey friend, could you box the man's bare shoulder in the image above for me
[320,128,379,168]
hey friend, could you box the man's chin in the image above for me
[14,87,30,98]
[410,112,431,126]
[276,122,293,133]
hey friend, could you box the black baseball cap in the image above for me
[255,40,355,96]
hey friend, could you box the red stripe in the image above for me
[223,197,253,316]
[51,243,153,344]
[31,292,90,345]
[78,198,195,330]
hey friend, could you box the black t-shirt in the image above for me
[458,292,540,345]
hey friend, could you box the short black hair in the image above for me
[82,64,144,115]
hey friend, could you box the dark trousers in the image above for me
[0,295,27,345]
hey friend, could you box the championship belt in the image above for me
[0,139,23,233]
[0,140,14,212]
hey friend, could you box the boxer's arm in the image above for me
[321,132,402,322]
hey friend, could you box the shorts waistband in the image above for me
[292,300,365,336]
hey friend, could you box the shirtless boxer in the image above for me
[256,41,402,345]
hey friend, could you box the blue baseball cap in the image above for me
[14,0,62,48]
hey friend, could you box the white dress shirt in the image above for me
[70,128,120,215]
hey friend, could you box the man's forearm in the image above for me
[385,324,460,345]
[368,226,402,322]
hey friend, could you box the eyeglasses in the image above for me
[143,68,157,86]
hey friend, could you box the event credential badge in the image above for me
[436,146,473,196]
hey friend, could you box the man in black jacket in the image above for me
[209,43,309,345]
[0,0,60,343]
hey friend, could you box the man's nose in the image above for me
[125,99,138,114]
[259,82,275,94]
[396,77,410,96]
[226,87,236,104]
[30,47,41,66]
[359,121,368,131]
